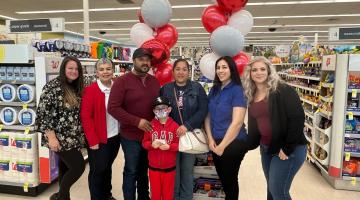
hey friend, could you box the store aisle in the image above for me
[1,148,359,200]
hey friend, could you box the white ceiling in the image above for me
[1,0,360,46]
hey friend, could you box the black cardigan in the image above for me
[247,83,307,156]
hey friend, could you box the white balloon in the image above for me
[141,0,172,28]
[228,10,254,36]
[210,25,244,57]
[199,53,220,80]
[130,23,154,47]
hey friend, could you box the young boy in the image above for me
[142,96,179,200]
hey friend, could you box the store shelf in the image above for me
[0,80,35,85]
[287,83,320,93]
[315,125,332,136]
[306,153,315,163]
[343,176,360,181]
[347,88,360,93]
[305,111,315,119]
[300,97,318,107]
[79,58,132,64]
[321,82,334,88]
[305,122,314,130]
[344,132,360,138]
[348,85,360,90]
[0,102,36,107]
[344,151,360,157]
[320,96,333,103]
[278,72,321,81]
[0,125,35,131]
[318,109,332,119]
[304,133,312,143]
[314,139,329,150]
[347,108,360,115]
[0,181,38,188]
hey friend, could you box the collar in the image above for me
[97,79,112,93]
[222,81,235,90]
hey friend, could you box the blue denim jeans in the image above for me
[260,145,307,200]
[174,152,196,200]
[120,137,150,200]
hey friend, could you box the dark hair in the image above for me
[173,58,190,71]
[59,56,84,107]
[213,56,242,91]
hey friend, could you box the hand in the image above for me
[208,137,217,152]
[90,144,99,150]
[278,149,289,160]
[176,125,188,136]
[213,145,225,156]
[48,137,60,152]
[152,141,161,149]
[138,119,153,132]
[159,143,170,150]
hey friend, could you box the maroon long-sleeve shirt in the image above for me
[108,72,160,141]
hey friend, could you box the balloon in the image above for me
[201,5,228,33]
[141,39,170,66]
[137,10,144,23]
[217,0,248,13]
[199,53,220,80]
[228,10,253,36]
[232,52,249,75]
[141,0,172,28]
[155,62,173,86]
[130,23,154,47]
[210,25,244,57]
[155,24,178,48]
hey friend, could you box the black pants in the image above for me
[88,135,120,200]
[212,139,248,200]
[57,149,86,200]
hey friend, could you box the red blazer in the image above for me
[81,82,114,147]
[142,117,179,169]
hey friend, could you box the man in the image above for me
[108,48,160,200]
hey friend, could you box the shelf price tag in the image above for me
[352,89,357,98]
[315,109,320,114]
[23,182,29,192]
[22,104,28,110]
[348,112,354,120]
[345,152,351,161]
[24,127,30,134]
[351,177,356,186]
[0,124,3,131]
[320,82,323,87]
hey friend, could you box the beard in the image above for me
[134,64,150,74]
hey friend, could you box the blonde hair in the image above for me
[242,56,284,104]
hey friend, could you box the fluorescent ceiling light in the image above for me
[18,1,360,14]
[250,31,328,33]
[0,14,16,20]
[254,24,360,28]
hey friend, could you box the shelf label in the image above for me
[352,89,357,98]
[345,152,351,161]
[0,124,3,131]
[23,182,29,192]
[348,112,354,120]
[320,82,323,87]
[351,177,356,186]
[24,127,30,134]
[22,104,28,110]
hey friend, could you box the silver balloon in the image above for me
[228,10,254,36]
[210,25,244,57]
[141,0,172,28]
[199,52,220,80]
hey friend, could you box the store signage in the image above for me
[322,55,336,71]
[6,18,65,33]
[329,27,360,40]
[0,44,32,63]
[275,45,290,58]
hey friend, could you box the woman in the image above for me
[36,56,86,200]
[81,58,120,200]
[160,59,208,200]
[205,56,248,200]
[243,56,307,200]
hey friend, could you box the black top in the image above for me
[247,83,307,156]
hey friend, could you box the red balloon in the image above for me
[137,10,144,23]
[233,52,249,75]
[141,39,170,66]
[155,62,173,86]
[217,0,248,13]
[201,5,228,33]
[155,24,178,48]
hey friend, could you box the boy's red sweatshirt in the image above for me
[142,117,179,169]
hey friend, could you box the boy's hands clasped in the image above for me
[151,140,170,150]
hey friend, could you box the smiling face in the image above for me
[96,63,114,84]
[216,59,231,84]
[250,61,269,85]
[65,60,79,82]
[173,61,189,85]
